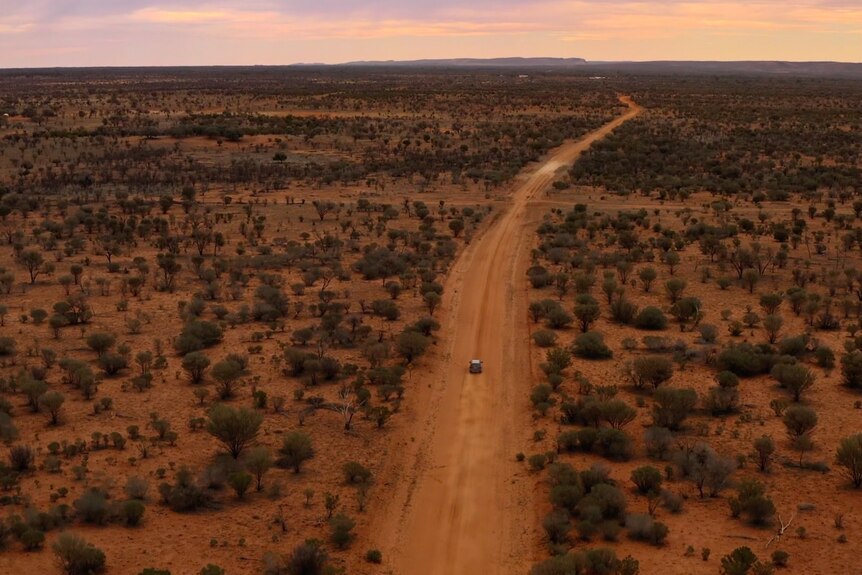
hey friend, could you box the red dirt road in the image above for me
[371,97,643,575]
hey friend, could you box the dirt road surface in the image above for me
[369,97,643,575]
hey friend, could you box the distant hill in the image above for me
[325,57,862,78]
[589,60,862,78]
[340,57,588,68]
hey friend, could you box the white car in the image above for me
[469,359,483,374]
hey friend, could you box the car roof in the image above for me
[470,359,482,363]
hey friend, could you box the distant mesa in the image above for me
[296,57,862,78]
[338,57,589,68]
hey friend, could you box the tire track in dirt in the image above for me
[369,96,642,575]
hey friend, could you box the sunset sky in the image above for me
[2,1,861,68]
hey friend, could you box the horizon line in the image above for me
[2,57,862,72]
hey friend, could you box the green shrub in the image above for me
[9,445,36,472]
[836,434,862,488]
[625,513,669,546]
[770,363,815,402]
[86,332,116,356]
[329,513,355,549]
[718,343,774,377]
[729,479,775,526]
[19,528,45,551]
[342,461,372,484]
[651,387,697,430]
[771,550,789,567]
[532,548,627,575]
[631,466,663,495]
[99,353,128,376]
[814,346,835,369]
[720,546,758,575]
[542,509,571,545]
[158,467,211,512]
[277,540,328,575]
[782,405,817,440]
[577,484,627,522]
[777,334,808,358]
[206,404,263,459]
[52,532,106,575]
[73,489,110,524]
[174,320,223,355]
[181,352,211,384]
[121,500,146,526]
[634,307,668,330]
[277,432,314,473]
[228,471,253,499]
[546,308,574,329]
[841,350,862,388]
[595,429,633,461]
[365,549,383,564]
[528,453,548,471]
[532,330,558,348]
[573,332,613,359]
[550,484,584,514]
[629,356,673,389]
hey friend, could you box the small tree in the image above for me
[763,314,783,344]
[651,387,697,430]
[639,266,657,292]
[759,293,783,315]
[782,405,817,441]
[39,391,65,425]
[678,443,734,498]
[741,269,760,293]
[244,446,273,491]
[836,434,862,488]
[753,435,775,472]
[663,251,680,275]
[600,400,637,430]
[395,330,429,365]
[705,371,740,415]
[840,350,862,388]
[730,479,775,526]
[20,377,48,412]
[329,513,356,549]
[670,297,702,331]
[629,356,674,389]
[631,466,663,495]
[574,295,601,332]
[182,352,211,384]
[211,358,245,400]
[19,249,46,284]
[206,404,263,459]
[86,332,116,357]
[228,471,253,500]
[423,292,441,315]
[572,331,612,359]
[770,363,814,402]
[278,431,314,473]
[665,278,687,304]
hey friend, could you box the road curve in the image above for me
[373,96,643,575]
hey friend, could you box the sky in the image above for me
[2,1,861,68]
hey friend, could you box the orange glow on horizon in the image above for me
[1,1,860,67]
